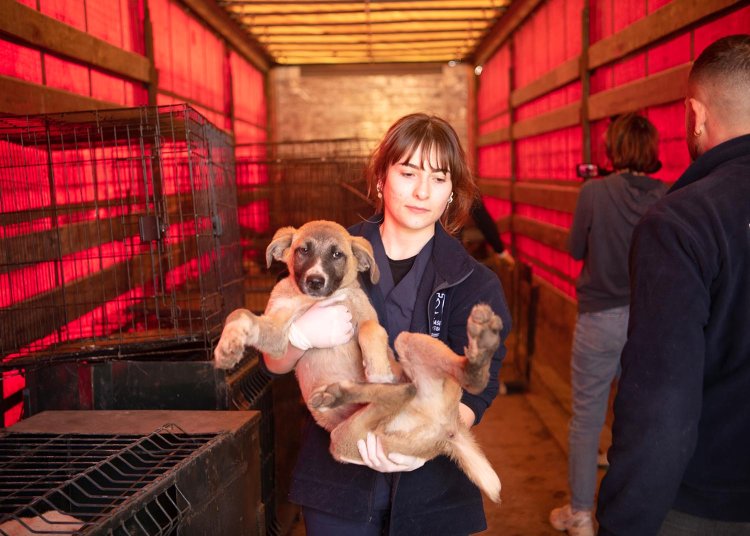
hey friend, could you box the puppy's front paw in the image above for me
[465,303,502,366]
[214,316,257,369]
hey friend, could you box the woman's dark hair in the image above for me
[605,113,660,174]
[366,113,476,235]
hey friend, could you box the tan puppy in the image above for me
[214,220,396,431]
[214,220,502,502]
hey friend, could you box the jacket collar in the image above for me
[669,133,750,194]
[355,216,474,289]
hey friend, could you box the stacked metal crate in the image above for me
[0,105,304,535]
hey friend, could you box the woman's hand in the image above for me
[264,295,355,374]
[355,432,426,472]
[288,295,354,350]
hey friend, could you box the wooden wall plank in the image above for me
[510,57,580,108]
[477,178,512,200]
[0,215,141,274]
[0,75,120,115]
[513,182,580,213]
[512,215,569,252]
[473,0,545,65]
[512,102,581,139]
[181,0,272,72]
[531,275,577,381]
[0,235,206,355]
[0,0,150,83]
[588,63,691,121]
[588,0,743,69]
[477,126,511,147]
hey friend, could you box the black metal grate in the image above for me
[0,424,215,535]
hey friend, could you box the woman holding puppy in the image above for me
[264,113,512,535]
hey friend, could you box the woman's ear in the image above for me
[265,226,296,268]
[351,236,380,284]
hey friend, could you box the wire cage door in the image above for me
[0,104,243,366]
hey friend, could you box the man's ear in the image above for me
[266,226,296,268]
[687,96,707,135]
[351,236,379,284]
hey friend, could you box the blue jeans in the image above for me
[568,306,628,511]
[658,509,750,535]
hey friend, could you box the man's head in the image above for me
[685,34,750,159]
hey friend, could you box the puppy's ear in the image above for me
[266,226,296,268]
[351,236,379,283]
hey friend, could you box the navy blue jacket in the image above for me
[597,134,750,535]
[288,219,511,535]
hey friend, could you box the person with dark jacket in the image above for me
[596,34,750,536]
[263,113,511,535]
[550,113,667,536]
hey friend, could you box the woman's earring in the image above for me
[376,183,383,199]
[448,192,454,204]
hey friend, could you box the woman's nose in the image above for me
[414,175,429,199]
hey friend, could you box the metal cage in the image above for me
[0,411,263,535]
[0,104,243,365]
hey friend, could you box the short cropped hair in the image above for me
[605,113,660,174]
[366,113,476,235]
[689,34,750,88]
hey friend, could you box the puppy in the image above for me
[214,220,502,502]
[214,220,396,431]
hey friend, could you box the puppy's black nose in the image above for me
[305,275,325,291]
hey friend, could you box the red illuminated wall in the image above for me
[476,0,750,299]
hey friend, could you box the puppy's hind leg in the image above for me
[323,382,417,463]
[462,303,502,394]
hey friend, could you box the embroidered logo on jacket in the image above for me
[430,292,446,338]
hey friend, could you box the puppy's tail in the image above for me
[447,428,501,503]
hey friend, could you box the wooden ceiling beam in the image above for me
[237,15,496,26]
[257,29,485,40]
[266,40,476,51]
[242,20,493,34]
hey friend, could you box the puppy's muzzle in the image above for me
[302,273,330,296]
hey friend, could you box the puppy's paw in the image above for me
[214,316,257,369]
[465,304,502,366]
[309,381,352,410]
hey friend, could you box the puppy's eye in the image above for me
[296,246,309,256]
[331,250,343,260]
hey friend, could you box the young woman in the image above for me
[264,113,511,535]
[550,113,667,536]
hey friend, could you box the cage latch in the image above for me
[139,215,161,242]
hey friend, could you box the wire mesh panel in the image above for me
[0,424,210,535]
[0,104,243,365]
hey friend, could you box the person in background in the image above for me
[550,113,667,536]
[264,113,512,535]
[469,197,515,265]
[596,34,750,536]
